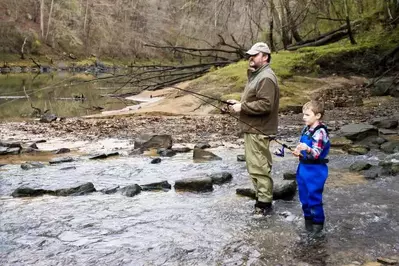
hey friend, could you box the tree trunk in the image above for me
[279,0,290,49]
[40,0,44,38]
[269,0,275,52]
[344,0,357,45]
[45,0,54,41]
[20,37,27,60]
[83,0,89,33]
[284,0,303,43]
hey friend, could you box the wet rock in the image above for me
[379,128,398,135]
[380,141,399,154]
[29,143,39,149]
[5,147,21,155]
[340,124,378,141]
[11,187,50,198]
[157,148,176,157]
[49,156,74,164]
[100,186,120,194]
[273,180,297,200]
[379,161,399,176]
[140,181,171,191]
[357,136,386,149]
[283,171,296,180]
[237,155,246,162]
[370,77,394,96]
[89,152,119,160]
[120,184,142,197]
[0,141,22,148]
[40,113,57,123]
[60,166,76,171]
[21,162,45,170]
[363,166,380,180]
[22,147,40,154]
[371,118,398,129]
[330,137,353,147]
[345,144,370,155]
[55,148,71,154]
[236,188,256,199]
[377,257,398,265]
[209,172,233,185]
[349,161,372,172]
[193,148,222,161]
[134,134,172,150]
[35,139,47,144]
[386,152,399,161]
[54,182,96,196]
[0,146,7,155]
[172,147,191,153]
[236,180,297,200]
[194,142,211,149]
[151,158,162,164]
[174,177,213,192]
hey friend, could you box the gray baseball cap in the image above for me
[246,42,271,55]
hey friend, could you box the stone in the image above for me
[236,188,256,199]
[157,148,176,157]
[340,124,378,141]
[349,161,372,172]
[40,113,57,123]
[55,148,71,154]
[172,147,191,153]
[370,77,394,96]
[236,180,297,200]
[29,143,39,149]
[49,157,74,164]
[193,148,222,161]
[151,158,162,164]
[60,166,76,171]
[5,147,21,155]
[194,142,211,149]
[330,137,353,147]
[11,187,50,198]
[120,184,142,197]
[283,171,297,180]
[140,181,171,191]
[21,162,45,170]
[379,129,398,135]
[134,134,172,150]
[379,161,399,176]
[363,167,379,179]
[376,257,398,265]
[209,172,233,185]
[371,117,398,129]
[100,186,120,194]
[345,145,370,155]
[380,141,399,154]
[237,155,246,162]
[89,152,119,160]
[54,182,96,196]
[174,177,213,192]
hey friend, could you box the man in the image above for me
[228,42,280,216]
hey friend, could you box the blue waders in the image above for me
[296,125,330,225]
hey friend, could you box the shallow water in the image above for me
[0,147,398,265]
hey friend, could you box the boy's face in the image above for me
[303,108,321,126]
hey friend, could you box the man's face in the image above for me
[249,53,268,69]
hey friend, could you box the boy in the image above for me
[293,100,330,236]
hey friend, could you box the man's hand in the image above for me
[227,99,241,113]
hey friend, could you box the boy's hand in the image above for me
[296,143,310,152]
[292,149,301,157]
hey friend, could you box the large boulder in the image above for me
[371,118,398,129]
[340,124,378,141]
[54,182,96,196]
[174,177,213,192]
[209,172,233,185]
[120,184,142,197]
[140,181,171,191]
[134,135,172,151]
[11,187,50,197]
[193,148,222,161]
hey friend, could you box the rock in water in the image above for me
[174,177,213,192]
[194,142,211,149]
[120,184,142,197]
[349,161,372,172]
[54,182,96,196]
[140,181,171,191]
[340,124,378,141]
[49,157,74,164]
[209,172,233,185]
[134,135,172,150]
[193,148,222,161]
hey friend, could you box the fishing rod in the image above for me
[169,85,296,157]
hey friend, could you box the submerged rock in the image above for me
[21,162,45,170]
[209,172,233,185]
[54,182,96,196]
[120,184,142,197]
[140,181,171,191]
[174,177,213,192]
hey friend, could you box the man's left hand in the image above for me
[229,103,242,113]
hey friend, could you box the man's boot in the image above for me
[255,201,273,216]
[312,223,324,238]
[305,218,313,232]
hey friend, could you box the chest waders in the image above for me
[296,125,330,226]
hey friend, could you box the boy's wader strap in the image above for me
[299,158,329,164]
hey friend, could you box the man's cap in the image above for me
[246,42,271,55]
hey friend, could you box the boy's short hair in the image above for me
[303,100,325,118]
